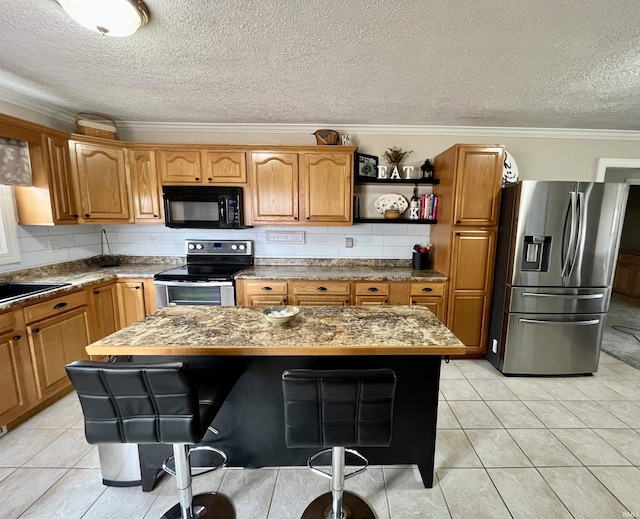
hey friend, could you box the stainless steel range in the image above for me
[154,240,253,309]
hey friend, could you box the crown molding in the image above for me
[118,121,640,141]
[0,85,75,125]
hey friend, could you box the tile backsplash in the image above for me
[101,223,432,259]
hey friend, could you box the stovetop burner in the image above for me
[154,240,253,282]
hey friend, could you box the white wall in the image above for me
[101,224,431,260]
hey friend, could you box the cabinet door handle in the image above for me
[94,290,100,294]
[153,214,159,218]
[53,302,68,310]
[367,287,379,292]
[73,214,79,218]
[317,287,328,291]
[412,301,417,305]
[13,335,21,340]
[195,177,200,181]
[32,328,40,333]
[85,213,90,218]
[293,217,298,221]
[306,217,310,221]
[456,220,461,224]
[261,286,272,291]
[135,286,141,289]
[422,287,433,292]
[384,300,388,304]
[207,177,213,182]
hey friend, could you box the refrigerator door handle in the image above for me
[521,292,604,299]
[518,318,601,326]
[561,191,578,280]
[567,191,585,278]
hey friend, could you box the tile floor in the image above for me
[1,353,640,518]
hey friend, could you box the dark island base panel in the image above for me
[130,355,442,490]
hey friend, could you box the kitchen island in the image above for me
[86,305,465,489]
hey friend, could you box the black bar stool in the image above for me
[282,368,396,519]
[66,360,234,519]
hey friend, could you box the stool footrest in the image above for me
[307,448,368,481]
[163,446,228,479]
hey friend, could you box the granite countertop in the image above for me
[236,265,447,281]
[87,305,465,357]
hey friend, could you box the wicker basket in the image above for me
[313,129,340,145]
[76,113,117,139]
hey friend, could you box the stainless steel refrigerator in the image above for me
[487,181,629,375]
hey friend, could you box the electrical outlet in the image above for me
[48,239,58,252]
[149,236,156,246]
[345,237,354,248]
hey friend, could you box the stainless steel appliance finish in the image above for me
[154,240,253,309]
[487,181,629,375]
[162,186,247,229]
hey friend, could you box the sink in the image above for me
[0,283,72,303]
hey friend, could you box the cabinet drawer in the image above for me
[243,280,288,295]
[354,282,389,296]
[293,281,350,295]
[410,282,445,297]
[0,311,16,334]
[24,290,87,324]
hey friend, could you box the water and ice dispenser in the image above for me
[521,235,551,271]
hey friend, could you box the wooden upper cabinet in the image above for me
[204,151,247,183]
[158,149,203,184]
[130,149,162,223]
[452,146,504,226]
[71,140,132,222]
[299,152,353,224]
[251,152,299,222]
[46,134,79,223]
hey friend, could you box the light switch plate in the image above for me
[265,231,305,244]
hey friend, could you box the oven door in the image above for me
[154,281,235,309]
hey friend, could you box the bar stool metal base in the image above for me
[301,491,375,519]
[160,492,234,519]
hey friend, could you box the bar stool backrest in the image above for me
[66,361,203,445]
[282,368,396,448]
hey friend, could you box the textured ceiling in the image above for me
[0,0,640,129]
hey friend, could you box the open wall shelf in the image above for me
[354,218,437,224]
[354,177,439,185]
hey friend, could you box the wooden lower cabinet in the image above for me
[613,253,640,300]
[237,280,288,306]
[117,280,147,328]
[88,282,119,342]
[27,306,91,401]
[447,293,487,352]
[291,281,351,306]
[410,296,445,321]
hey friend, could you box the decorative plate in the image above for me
[503,150,519,185]
[374,193,409,214]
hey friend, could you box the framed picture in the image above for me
[355,153,379,178]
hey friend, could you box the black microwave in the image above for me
[163,186,247,229]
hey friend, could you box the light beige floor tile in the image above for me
[83,480,159,519]
[539,467,631,519]
[599,380,640,401]
[218,468,278,519]
[501,379,554,400]
[143,467,226,518]
[566,378,627,400]
[24,429,93,468]
[485,401,544,428]
[19,468,105,519]
[437,401,461,429]
[17,396,83,429]
[535,379,590,400]
[605,363,640,380]
[523,401,587,428]
[267,468,332,519]
[439,380,481,400]
[551,429,632,466]
[465,429,531,468]
[435,430,482,468]
[0,468,15,483]
[507,429,581,467]
[343,467,390,519]
[74,446,100,469]
[487,468,572,519]
[590,466,640,516]
[71,418,84,429]
[436,468,511,519]
[0,428,65,467]
[468,380,518,400]
[454,360,501,380]
[598,400,640,428]
[0,467,67,519]
[438,391,445,401]
[593,429,640,465]
[598,352,620,364]
[592,364,625,379]
[559,400,629,428]
[440,362,465,380]
[384,467,451,519]
[448,401,502,429]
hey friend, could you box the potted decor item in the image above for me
[383,147,413,178]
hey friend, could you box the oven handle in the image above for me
[154,281,233,287]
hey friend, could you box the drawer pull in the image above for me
[32,328,40,333]
[13,335,20,340]
[195,177,200,181]
[135,286,141,289]
[421,287,433,292]
[261,287,273,291]
[53,302,68,310]
[317,287,328,291]
[367,287,379,292]
[208,177,213,182]
[94,290,100,295]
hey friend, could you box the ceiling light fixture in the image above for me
[56,0,150,37]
